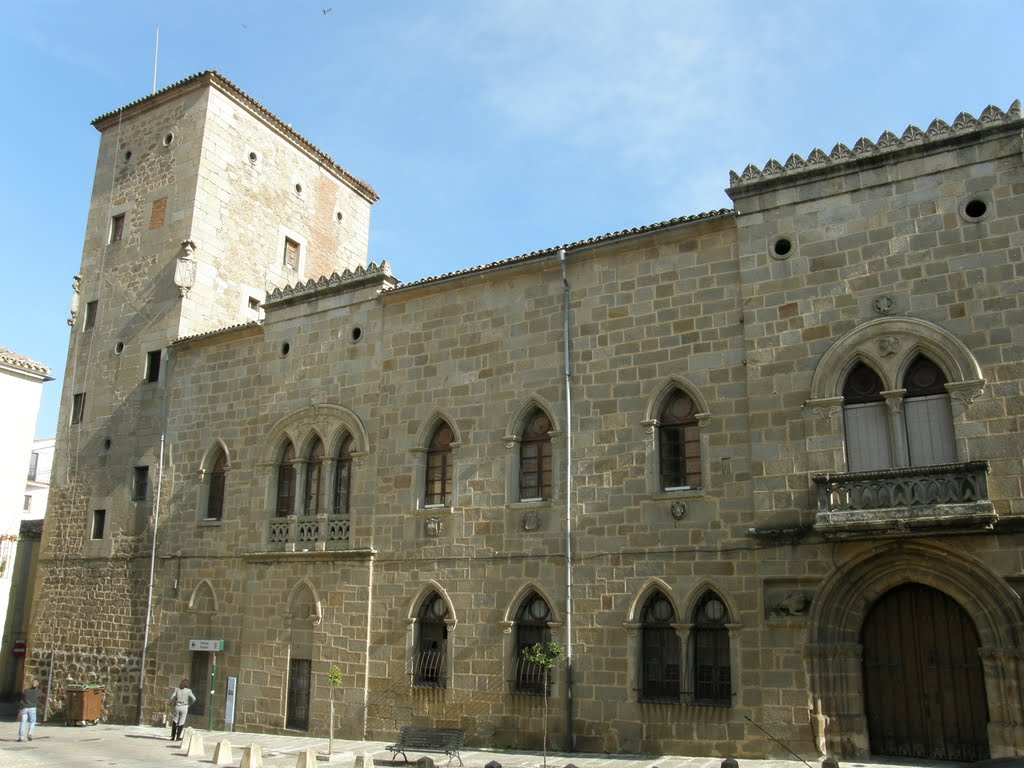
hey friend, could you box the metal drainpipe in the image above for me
[559,248,574,751]
[137,345,173,724]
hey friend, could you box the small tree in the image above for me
[327,665,342,755]
[521,641,564,767]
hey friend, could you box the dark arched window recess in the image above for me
[206,449,227,521]
[686,590,732,707]
[413,592,448,688]
[276,442,296,517]
[333,435,353,516]
[658,390,701,490]
[512,592,552,695]
[425,423,454,507]
[304,438,324,516]
[639,591,680,702]
[519,409,552,501]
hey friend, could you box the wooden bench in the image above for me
[386,726,466,767]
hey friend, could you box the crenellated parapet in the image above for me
[728,101,1022,192]
[264,260,396,306]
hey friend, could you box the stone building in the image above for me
[29,70,1024,761]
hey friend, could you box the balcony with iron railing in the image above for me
[266,513,351,551]
[812,460,995,539]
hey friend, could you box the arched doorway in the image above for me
[861,583,988,761]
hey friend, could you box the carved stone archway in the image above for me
[806,540,1024,757]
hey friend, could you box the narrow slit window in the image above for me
[84,300,98,330]
[71,392,86,425]
[109,213,126,244]
[146,350,161,383]
[283,237,300,270]
[133,466,150,501]
[91,509,106,540]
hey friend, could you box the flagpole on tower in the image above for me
[152,25,160,94]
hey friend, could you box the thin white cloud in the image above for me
[438,2,805,180]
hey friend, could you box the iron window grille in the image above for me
[638,592,680,703]
[413,593,449,688]
[658,391,701,490]
[512,592,553,695]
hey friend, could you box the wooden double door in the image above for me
[861,583,989,761]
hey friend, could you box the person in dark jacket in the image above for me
[18,677,42,742]
[169,678,196,741]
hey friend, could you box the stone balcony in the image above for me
[812,461,995,540]
[266,513,351,552]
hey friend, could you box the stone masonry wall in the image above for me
[35,77,1024,760]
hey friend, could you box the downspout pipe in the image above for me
[559,248,574,751]
[137,345,173,723]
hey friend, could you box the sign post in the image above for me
[187,640,224,731]
[208,650,217,731]
[225,675,237,732]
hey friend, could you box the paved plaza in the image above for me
[0,713,954,768]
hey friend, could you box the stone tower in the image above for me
[33,71,377,716]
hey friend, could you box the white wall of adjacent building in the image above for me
[0,351,52,698]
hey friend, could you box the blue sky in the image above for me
[2,0,1021,438]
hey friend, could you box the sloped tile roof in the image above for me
[0,347,51,377]
[391,208,734,291]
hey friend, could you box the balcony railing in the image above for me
[267,514,351,551]
[812,461,995,539]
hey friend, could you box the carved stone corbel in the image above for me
[804,397,843,422]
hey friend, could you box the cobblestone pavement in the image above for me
[0,716,958,768]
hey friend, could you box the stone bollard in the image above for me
[185,730,206,758]
[484,761,502,768]
[721,758,739,768]
[295,747,319,768]
[822,758,840,768]
[416,757,435,768]
[355,752,376,768]
[178,727,196,754]
[241,743,265,768]
[213,739,234,765]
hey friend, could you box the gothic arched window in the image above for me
[688,590,731,707]
[902,356,955,466]
[658,391,701,490]
[639,591,679,702]
[519,409,552,501]
[513,592,552,695]
[304,438,324,516]
[333,435,353,516]
[842,356,955,471]
[414,592,449,688]
[206,448,227,521]
[276,442,296,517]
[425,423,454,507]
[842,362,890,471]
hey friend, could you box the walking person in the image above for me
[18,677,42,742]
[169,678,196,741]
